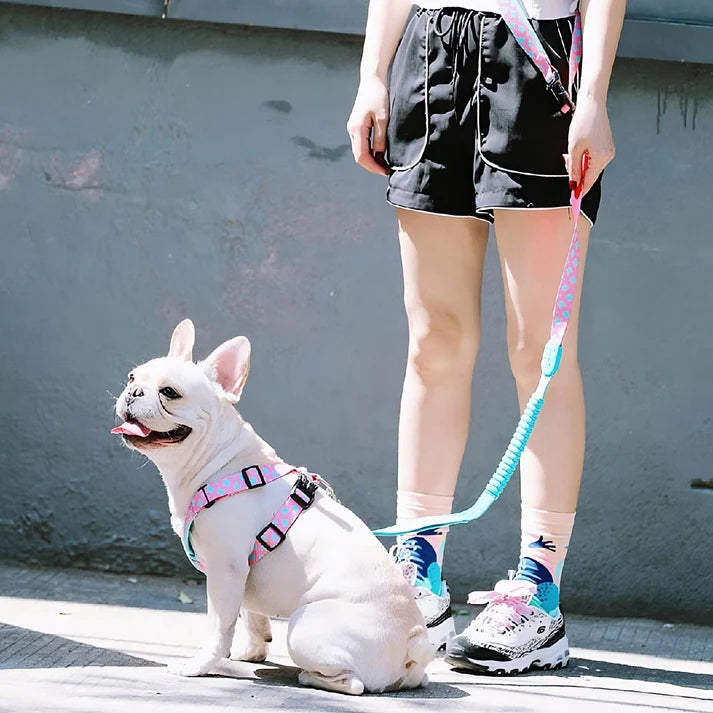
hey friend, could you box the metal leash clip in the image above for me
[547,71,576,114]
[297,467,338,502]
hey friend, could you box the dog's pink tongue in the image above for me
[111,421,152,437]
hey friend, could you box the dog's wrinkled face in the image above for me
[113,319,250,452]
[114,358,206,450]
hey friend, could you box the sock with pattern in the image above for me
[395,528,448,596]
[514,506,575,616]
[395,489,453,596]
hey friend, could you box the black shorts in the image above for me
[386,8,601,225]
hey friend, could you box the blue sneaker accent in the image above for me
[426,562,442,595]
[531,582,560,616]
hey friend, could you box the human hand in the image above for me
[346,75,390,176]
[565,94,615,197]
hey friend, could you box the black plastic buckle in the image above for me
[547,71,575,113]
[200,485,216,508]
[290,474,318,510]
[255,523,286,551]
[242,465,266,489]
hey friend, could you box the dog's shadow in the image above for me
[209,658,468,699]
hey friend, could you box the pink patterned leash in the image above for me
[182,463,323,572]
[499,0,582,113]
[551,154,587,344]
[499,0,586,341]
[569,11,582,98]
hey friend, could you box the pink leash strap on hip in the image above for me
[373,157,589,538]
[499,0,582,113]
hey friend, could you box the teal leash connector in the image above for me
[372,339,562,538]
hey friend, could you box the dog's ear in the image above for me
[168,319,195,361]
[200,336,251,402]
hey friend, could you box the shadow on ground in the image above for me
[186,659,468,699]
[0,623,161,670]
[0,566,206,613]
[565,657,713,691]
[450,655,713,698]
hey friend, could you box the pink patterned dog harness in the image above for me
[181,463,323,572]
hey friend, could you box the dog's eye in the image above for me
[159,386,181,400]
[128,373,134,383]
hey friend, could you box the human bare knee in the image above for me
[505,326,544,392]
[507,332,579,392]
[407,311,479,381]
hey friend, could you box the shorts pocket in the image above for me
[476,16,573,178]
[386,13,430,172]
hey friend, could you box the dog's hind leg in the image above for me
[297,669,365,696]
[287,605,365,695]
[232,609,272,663]
[396,625,431,690]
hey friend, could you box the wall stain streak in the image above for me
[292,137,350,162]
[657,86,701,134]
[264,100,292,114]
[44,149,103,199]
[18,510,55,545]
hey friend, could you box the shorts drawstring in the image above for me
[431,9,481,121]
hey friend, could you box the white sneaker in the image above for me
[391,539,456,650]
[445,579,569,675]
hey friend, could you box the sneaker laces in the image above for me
[463,580,537,636]
[389,538,426,568]
[389,539,428,593]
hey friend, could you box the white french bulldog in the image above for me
[112,319,431,695]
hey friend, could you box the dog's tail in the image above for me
[400,625,432,689]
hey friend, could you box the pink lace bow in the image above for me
[467,580,537,621]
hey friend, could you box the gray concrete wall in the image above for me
[5,1,713,64]
[0,5,711,623]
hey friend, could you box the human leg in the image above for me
[446,207,591,673]
[393,207,489,645]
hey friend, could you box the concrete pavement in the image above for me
[0,564,711,713]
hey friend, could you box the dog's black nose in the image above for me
[130,386,144,398]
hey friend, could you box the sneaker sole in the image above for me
[427,615,456,651]
[445,634,569,675]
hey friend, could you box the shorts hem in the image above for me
[386,186,494,224]
[475,185,598,226]
[479,204,595,228]
[386,186,596,227]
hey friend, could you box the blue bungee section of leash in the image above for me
[372,339,563,537]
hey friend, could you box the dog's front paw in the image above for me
[168,655,220,677]
[231,643,269,663]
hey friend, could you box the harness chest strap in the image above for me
[181,463,319,572]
